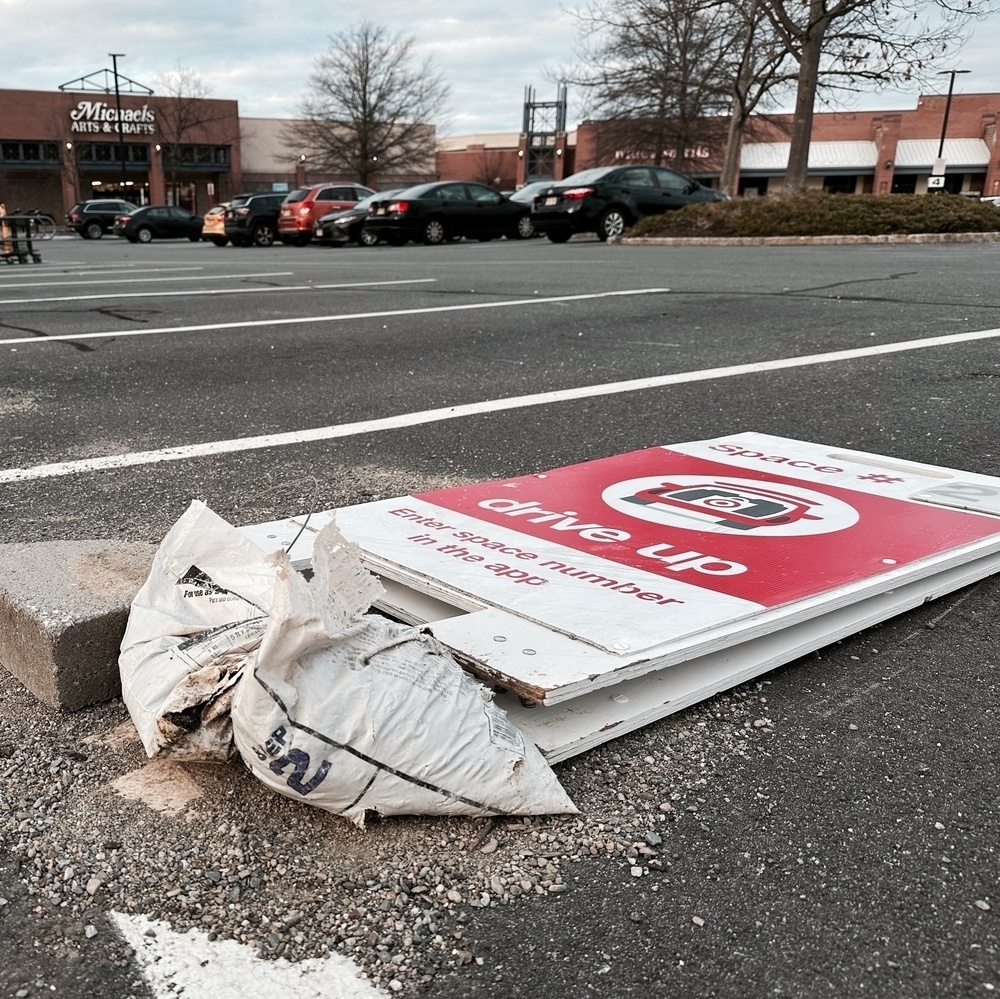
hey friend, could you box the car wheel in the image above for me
[359,228,380,247]
[136,226,153,244]
[83,221,104,240]
[513,214,535,240]
[596,207,628,241]
[251,223,276,247]
[386,233,409,247]
[546,230,572,243]
[421,218,446,245]
[210,236,229,247]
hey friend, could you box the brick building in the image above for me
[4,84,997,219]
[0,87,241,218]
[436,92,1000,198]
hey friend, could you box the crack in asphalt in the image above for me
[0,321,95,352]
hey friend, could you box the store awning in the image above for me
[893,138,991,170]
[740,141,879,174]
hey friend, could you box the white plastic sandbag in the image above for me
[119,501,277,761]
[231,519,576,826]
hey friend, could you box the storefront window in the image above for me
[162,145,230,169]
[823,175,857,194]
[76,143,150,165]
[0,140,61,163]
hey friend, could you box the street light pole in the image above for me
[110,53,128,195]
[937,68,970,161]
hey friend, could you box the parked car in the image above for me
[66,199,138,239]
[364,181,535,246]
[111,205,204,243]
[201,203,230,246]
[278,183,376,245]
[223,192,286,247]
[314,189,404,246]
[507,180,557,206]
[529,165,727,242]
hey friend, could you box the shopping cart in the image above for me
[0,207,57,264]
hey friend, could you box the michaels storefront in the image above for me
[0,81,241,219]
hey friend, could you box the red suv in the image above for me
[278,183,375,245]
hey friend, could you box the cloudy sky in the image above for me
[3,0,1000,134]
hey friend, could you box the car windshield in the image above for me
[386,182,445,200]
[509,182,554,203]
[356,190,402,210]
[557,167,618,185]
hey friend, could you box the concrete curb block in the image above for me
[0,540,155,711]
[616,231,1000,247]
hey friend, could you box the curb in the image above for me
[616,231,1000,247]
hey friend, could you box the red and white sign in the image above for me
[413,445,1000,608]
[326,434,1000,663]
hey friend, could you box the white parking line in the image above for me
[0,271,292,290]
[0,278,437,305]
[0,266,207,280]
[111,913,378,998]
[3,323,998,484]
[0,287,667,346]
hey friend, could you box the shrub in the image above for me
[628,192,1000,238]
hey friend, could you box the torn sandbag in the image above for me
[231,518,577,826]
[119,501,277,761]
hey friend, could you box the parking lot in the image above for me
[2,233,1000,997]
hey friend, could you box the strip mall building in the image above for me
[0,87,242,216]
[2,85,999,220]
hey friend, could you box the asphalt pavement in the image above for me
[1,232,999,997]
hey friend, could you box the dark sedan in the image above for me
[364,181,535,246]
[112,205,204,243]
[314,190,404,247]
[530,165,727,242]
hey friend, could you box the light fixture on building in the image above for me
[556,148,562,156]
[884,160,893,169]
[299,153,306,163]
[517,150,524,158]
[155,144,161,152]
[65,142,73,150]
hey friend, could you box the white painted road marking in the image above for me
[0,277,437,305]
[0,270,292,290]
[110,913,379,998]
[0,266,212,283]
[2,324,997,484]
[0,287,668,346]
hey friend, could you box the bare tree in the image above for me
[289,22,449,187]
[475,148,512,189]
[154,65,236,207]
[717,0,797,196]
[563,0,753,172]
[759,0,995,194]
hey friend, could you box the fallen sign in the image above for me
[241,432,1000,760]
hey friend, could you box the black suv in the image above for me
[66,199,139,240]
[223,193,286,247]
[530,165,727,242]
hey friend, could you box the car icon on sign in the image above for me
[622,480,825,531]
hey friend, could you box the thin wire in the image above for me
[253,475,320,556]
